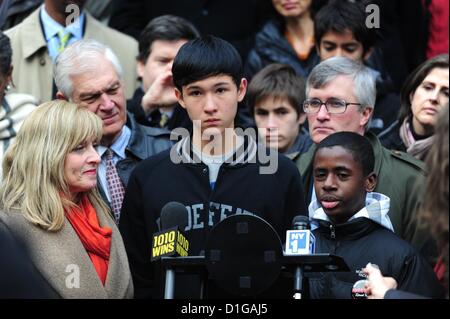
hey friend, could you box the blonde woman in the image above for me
[0,100,133,298]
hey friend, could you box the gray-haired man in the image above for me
[54,39,172,222]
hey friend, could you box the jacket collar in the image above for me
[19,7,92,60]
[125,112,171,160]
[309,192,394,232]
[364,132,383,178]
[19,8,47,60]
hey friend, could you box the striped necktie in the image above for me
[159,112,170,128]
[57,30,72,53]
[105,149,125,223]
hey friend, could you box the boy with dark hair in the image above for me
[307,131,443,299]
[314,0,399,135]
[127,15,200,130]
[314,0,376,62]
[120,35,307,299]
[247,63,312,155]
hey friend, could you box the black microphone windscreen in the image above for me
[292,215,310,230]
[160,201,188,231]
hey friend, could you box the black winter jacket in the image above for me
[116,113,173,187]
[245,19,319,81]
[369,69,401,135]
[307,218,444,299]
[108,0,272,60]
[378,119,406,152]
[119,135,307,298]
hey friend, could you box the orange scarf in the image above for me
[65,195,112,285]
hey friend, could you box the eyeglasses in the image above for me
[303,98,362,114]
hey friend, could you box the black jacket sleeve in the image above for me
[109,0,147,39]
[396,252,445,299]
[384,289,427,299]
[119,167,155,299]
[283,158,308,232]
[127,89,151,127]
[0,222,57,298]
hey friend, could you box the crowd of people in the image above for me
[0,0,448,299]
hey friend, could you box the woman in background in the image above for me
[245,0,327,81]
[379,54,449,161]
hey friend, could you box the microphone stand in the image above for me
[293,266,304,299]
[282,253,349,299]
[161,256,207,299]
[164,268,176,299]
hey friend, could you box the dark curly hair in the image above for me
[0,31,12,76]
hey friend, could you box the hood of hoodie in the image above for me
[1,93,37,140]
[172,132,260,167]
[308,192,395,232]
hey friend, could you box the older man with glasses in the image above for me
[293,57,433,263]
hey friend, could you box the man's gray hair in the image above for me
[306,57,377,110]
[54,39,123,98]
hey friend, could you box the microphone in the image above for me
[285,215,316,299]
[285,216,315,255]
[151,202,190,261]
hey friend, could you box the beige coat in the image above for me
[0,204,134,299]
[5,8,138,103]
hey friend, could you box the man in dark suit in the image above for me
[127,15,199,131]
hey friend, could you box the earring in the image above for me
[6,84,12,91]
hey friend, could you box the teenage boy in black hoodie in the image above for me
[306,131,443,299]
[119,35,307,299]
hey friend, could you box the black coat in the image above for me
[108,0,272,60]
[368,0,428,91]
[245,19,320,81]
[0,221,57,298]
[378,119,406,152]
[307,218,444,299]
[369,69,401,135]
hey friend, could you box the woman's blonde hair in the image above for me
[1,100,111,231]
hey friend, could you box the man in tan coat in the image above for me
[5,0,138,103]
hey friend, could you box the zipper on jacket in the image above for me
[329,224,336,239]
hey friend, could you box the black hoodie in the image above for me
[119,135,307,298]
